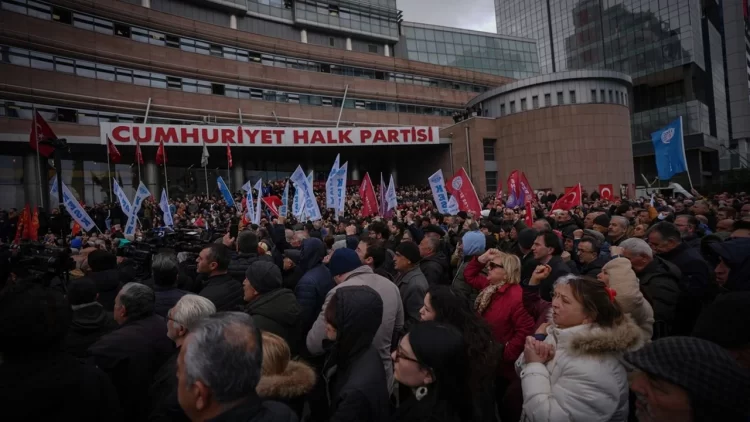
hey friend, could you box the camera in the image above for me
[15,243,75,275]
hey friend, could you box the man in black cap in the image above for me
[626,336,750,421]
[393,241,429,332]
[281,248,303,290]
[592,213,610,237]
[516,228,539,282]
[242,261,301,355]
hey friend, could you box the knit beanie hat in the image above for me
[593,214,611,228]
[602,257,644,314]
[245,261,282,294]
[328,248,363,277]
[395,241,421,265]
[518,228,538,250]
[462,231,486,256]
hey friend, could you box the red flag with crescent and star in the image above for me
[551,184,582,211]
[108,138,122,164]
[598,184,614,201]
[30,111,56,157]
[261,196,283,217]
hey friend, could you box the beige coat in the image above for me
[603,258,654,342]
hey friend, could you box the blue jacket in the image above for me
[294,238,334,342]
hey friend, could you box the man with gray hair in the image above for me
[152,252,188,317]
[608,215,630,246]
[619,238,681,339]
[150,295,216,422]
[177,312,297,422]
[89,282,174,421]
[418,235,450,286]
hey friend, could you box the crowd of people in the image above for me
[1,182,750,422]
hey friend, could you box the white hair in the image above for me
[172,294,216,332]
[620,238,653,259]
[611,215,630,228]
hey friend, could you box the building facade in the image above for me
[446,70,635,194]
[495,0,734,186]
[0,0,527,209]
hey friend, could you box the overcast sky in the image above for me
[397,0,497,33]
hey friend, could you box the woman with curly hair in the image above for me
[420,285,499,422]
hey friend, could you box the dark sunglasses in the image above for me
[487,262,504,271]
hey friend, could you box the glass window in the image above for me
[96,63,115,81]
[532,95,539,109]
[131,27,150,43]
[601,89,605,103]
[133,70,150,86]
[149,31,166,46]
[151,73,167,89]
[591,89,597,103]
[485,171,498,194]
[167,76,182,89]
[483,139,496,161]
[544,93,551,107]
[76,60,96,78]
[609,90,613,103]
[115,67,132,83]
[8,47,30,67]
[198,80,214,94]
[557,91,564,105]
[30,51,54,70]
[500,103,505,116]
[55,57,75,74]
[73,13,95,31]
[569,90,576,104]
[521,98,527,111]
[510,101,516,113]
[52,6,72,24]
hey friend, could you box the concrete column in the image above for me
[384,44,390,57]
[141,0,150,7]
[24,153,46,210]
[233,162,244,191]
[230,14,237,29]
[145,160,160,198]
[346,37,352,51]
[301,29,308,44]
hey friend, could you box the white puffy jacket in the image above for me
[515,316,644,422]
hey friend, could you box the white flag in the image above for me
[201,145,210,167]
[160,188,174,227]
[386,175,397,211]
[326,154,340,209]
[253,179,263,225]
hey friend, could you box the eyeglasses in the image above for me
[394,349,421,365]
[487,262,504,271]
[577,249,593,255]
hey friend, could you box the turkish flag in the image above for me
[156,140,167,165]
[525,201,534,227]
[262,196,283,217]
[551,184,582,211]
[447,168,482,216]
[359,173,379,217]
[108,138,121,164]
[135,142,144,165]
[598,184,614,201]
[71,222,81,237]
[30,111,56,157]
[226,144,233,168]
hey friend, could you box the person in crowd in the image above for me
[732,219,750,238]
[63,278,118,358]
[716,218,735,233]
[692,291,750,369]
[308,248,403,391]
[227,230,275,282]
[709,237,750,292]
[196,244,244,312]
[392,321,472,422]
[420,285,498,422]
[242,260,301,356]
[516,228,540,281]
[418,236,450,286]
[647,222,713,332]
[626,336,750,421]
[151,253,189,317]
[608,216,630,246]
[281,248,303,290]
[632,223,650,239]
[88,282,174,421]
[257,332,316,418]
[393,241,430,331]
[575,236,607,277]
[79,249,124,311]
[619,237,681,339]
[451,230,486,303]
[464,248,535,393]
[356,237,395,281]
[533,218,552,233]
[516,275,644,421]
[598,256,655,341]
[529,231,573,301]
[675,214,703,249]
[294,237,334,346]
[320,286,389,422]
[0,283,122,421]
[150,294,216,422]
[176,312,297,422]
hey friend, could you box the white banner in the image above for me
[386,174,397,211]
[334,162,348,215]
[428,170,450,214]
[447,196,460,215]
[326,154,340,209]
[102,124,441,147]
[160,188,174,227]
[124,182,151,236]
[291,166,321,221]
[49,176,96,232]
[253,179,263,225]
[113,179,133,218]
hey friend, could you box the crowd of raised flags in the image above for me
[20,111,695,241]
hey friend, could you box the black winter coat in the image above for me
[659,242,713,300]
[244,288,302,356]
[321,286,389,422]
[83,269,125,311]
[294,238,334,341]
[199,273,245,312]
[203,395,298,422]
[579,256,607,278]
[636,257,681,339]
[0,352,122,422]
[536,255,574,301]
[419,252,451,286]
[228,252,275,283]
[64,302,118,358]
[148,348,189,422]
[88,314,174,422]
[154,285,189,317]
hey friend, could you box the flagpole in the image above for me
[136,142,142,184]
[31,105,45,210]
[679,116,694,190]
[163,162,169,200]
[106,139,113,203]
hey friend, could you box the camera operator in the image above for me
[226,230,275,283]
[196,243,244,311]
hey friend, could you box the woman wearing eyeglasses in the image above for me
[391,321,470,422]
[464,248,535,396]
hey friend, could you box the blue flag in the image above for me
[651,117,688,180]
[217,176,235,207]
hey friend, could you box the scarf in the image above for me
[474,281,506,315]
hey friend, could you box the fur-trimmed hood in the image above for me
[256,360,316,399]
[548,315,644,356]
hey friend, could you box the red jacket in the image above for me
[464,257,535,380]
